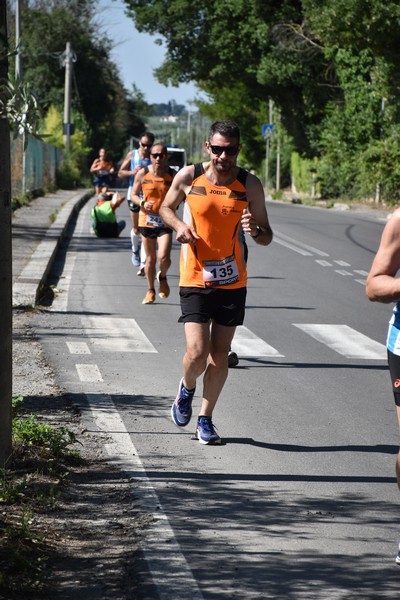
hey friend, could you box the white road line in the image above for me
[51,252,77,312]
[355,279,367,286]
[315,259,332,267]
[334,260,351,267]
[273,232,371,286]
[66,341,91,354]
[81,316,157,353]
[76,364,103,382]
[85,393,204,600]
[334,269,354,276]
[231,325,284,357]
[293,324,387,359]
[273,237,313,256]
[274,232,330,256]
[51,201,91,313]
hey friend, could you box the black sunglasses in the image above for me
[151,152,166,159]
[210,145,239,157]
[141,143,151,147]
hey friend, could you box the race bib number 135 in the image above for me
[202,255,239,287]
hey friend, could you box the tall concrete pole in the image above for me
[15,0,26,195]
[0,0,13,466]
[15,0,21,81]
[63,42,73,151]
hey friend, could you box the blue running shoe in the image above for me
[171,378,195,427]
[196,416,221,445]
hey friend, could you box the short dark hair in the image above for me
[208,120,240,143]
[151,141,168,154]
[140,131,155,144]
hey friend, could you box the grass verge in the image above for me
[0,396,81,597]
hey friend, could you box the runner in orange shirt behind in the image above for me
[131,143,176,305]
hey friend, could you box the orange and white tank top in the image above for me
[138,168,174,228]
[180,163,248,289]
[97,160,113,175]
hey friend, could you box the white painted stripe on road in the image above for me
[76,364,103,382]
[51,252,77,312]
[85,393,204,600]
[81,316,157,353]
[273,237,312,256]
[66,341,91,354]
[274,232,330,257]
[231,326,284,357]
[51,202,91,313]
[334,269,353,276]
[293,324,387,359]
[334,260,351,267]
[354,270,369,276]
[315,259,332,267]
[355,279,367,286]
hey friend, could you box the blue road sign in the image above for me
[262,123,274,138]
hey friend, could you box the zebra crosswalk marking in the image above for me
[68,319,386,366]
[76,364,103,382]
[293,324,387,359]
[231,325,284,357]
[80,316,157,353]
[66,341,91,355]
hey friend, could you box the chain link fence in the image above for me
[11,134,63,197]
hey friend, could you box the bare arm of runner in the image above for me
[131,168,154,211]
[366,208,400,303]
[241,173,273,246]
[159,165,200,244]
[118,151,141,179]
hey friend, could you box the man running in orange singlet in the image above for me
[131,143,175,305]
[160,120,273,444]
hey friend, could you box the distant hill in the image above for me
[151,100,186,117]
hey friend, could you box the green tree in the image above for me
[122,0,400,200]
[9,0,148,162]
[122,0,337,166]
[42,104,91,187]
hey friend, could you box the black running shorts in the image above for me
[139,226,172,239]
[387,349,400,407]
[178,287,247,326]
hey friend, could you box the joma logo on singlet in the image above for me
[210,190,226,195]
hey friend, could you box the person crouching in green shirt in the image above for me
[91,187,126,238]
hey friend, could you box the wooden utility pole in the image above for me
[0,0,13,466]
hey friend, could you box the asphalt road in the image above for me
[32,198,400,598]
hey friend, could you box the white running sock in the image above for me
[131,230,141,253]
[140,243,146,268]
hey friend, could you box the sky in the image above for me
[97,0,203,109]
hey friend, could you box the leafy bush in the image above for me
[12,414,77,458]
[291,152,319,196]
[358,126,400,204]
